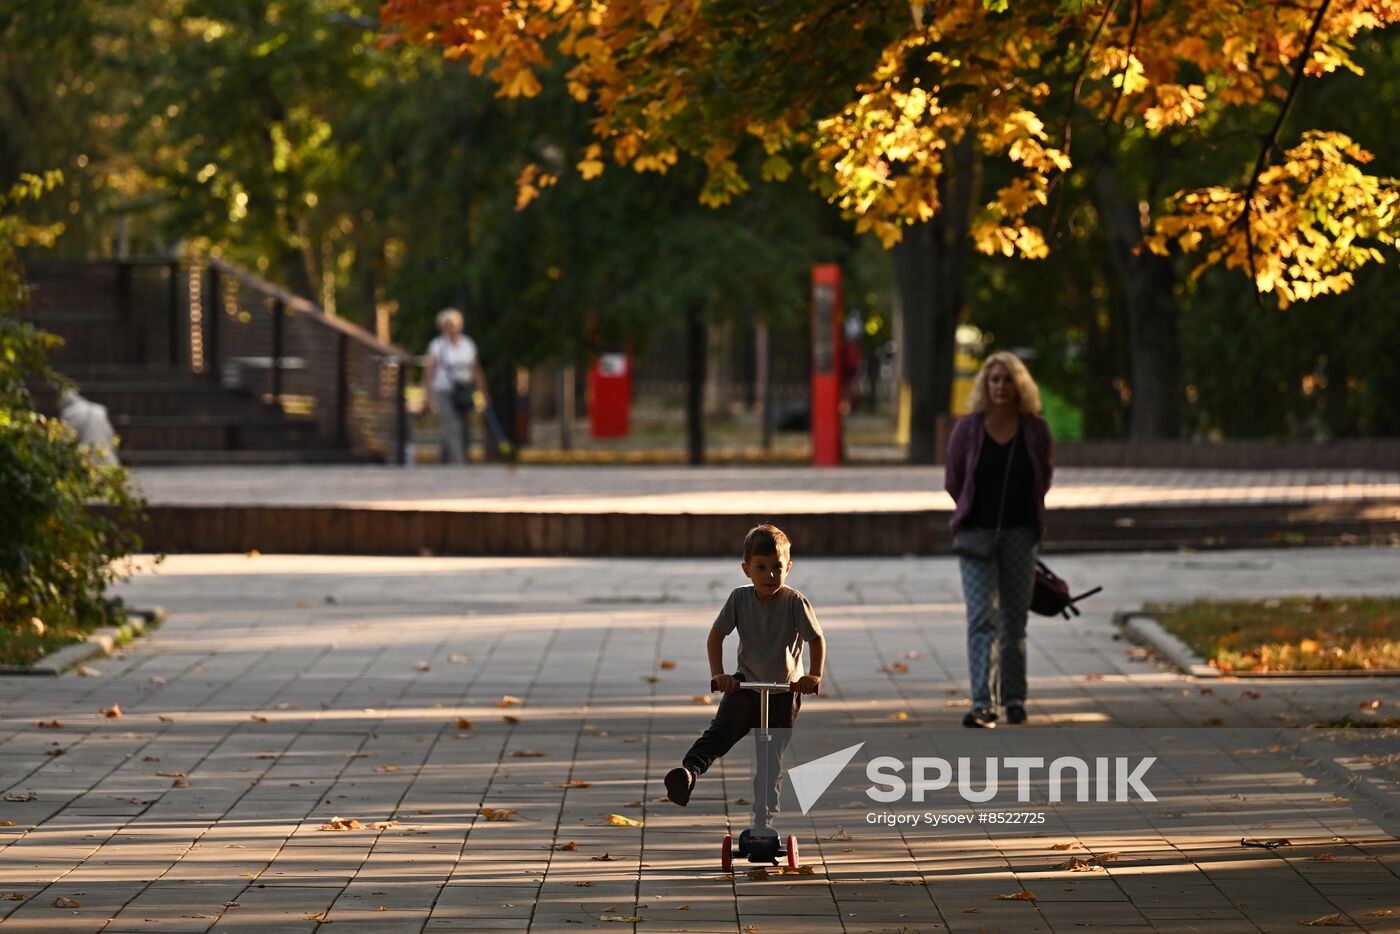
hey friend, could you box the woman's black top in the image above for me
[966,427,1036,530]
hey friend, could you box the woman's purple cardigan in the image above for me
[943,412,1055,538]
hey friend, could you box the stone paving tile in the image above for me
[0,548,1397,934]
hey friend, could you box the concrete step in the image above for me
[111,414,328,451]
[120,449,357,466]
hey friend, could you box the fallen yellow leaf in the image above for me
[481,808,518,822]
[605,813,643,827]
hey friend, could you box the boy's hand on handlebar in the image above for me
[794,675,822,695]
[711,674,740,693]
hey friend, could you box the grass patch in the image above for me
[0,617,94,667]
[1146,595,1400,673]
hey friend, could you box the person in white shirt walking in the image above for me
[422,308,489,465]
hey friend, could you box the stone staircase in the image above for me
[20,257,406,465]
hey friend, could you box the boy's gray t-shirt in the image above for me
[712,586,823,683]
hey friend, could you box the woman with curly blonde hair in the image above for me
[943,351,1054,728]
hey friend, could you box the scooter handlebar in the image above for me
[710,678,819,696]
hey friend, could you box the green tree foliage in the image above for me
[0,177,145,664]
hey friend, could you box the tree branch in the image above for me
[1236,0,1333,307]
[1060,0,1121,157]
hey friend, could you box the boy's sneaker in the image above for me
[962,706,998,729]
[665,766,695,807]
[1006,704,1028,725]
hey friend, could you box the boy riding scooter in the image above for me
[663,525,825,867]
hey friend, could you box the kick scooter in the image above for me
[712,679,815,871]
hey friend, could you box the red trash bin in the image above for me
[589,352,631,438]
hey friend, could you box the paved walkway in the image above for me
[2,548,1398,933]
[128,466,1400,514]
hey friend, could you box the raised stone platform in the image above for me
[121,465,1400,556]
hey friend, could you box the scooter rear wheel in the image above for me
[786,835,799,870]
[721,834,733,871]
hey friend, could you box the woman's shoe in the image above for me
[962,706,998,729]
[1006,705,1028,725]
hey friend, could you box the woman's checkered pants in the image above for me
[958,526,1038,710]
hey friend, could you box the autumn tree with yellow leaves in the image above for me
[382,0,1398,453]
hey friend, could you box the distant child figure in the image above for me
[665,525,826,810]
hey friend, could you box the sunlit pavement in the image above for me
[128,464,1400,513]
[1,548,1397,932]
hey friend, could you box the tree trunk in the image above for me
[897,136,976,463]
[1091,158,1182,440]
[685,304,706,465]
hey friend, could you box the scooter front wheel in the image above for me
[721,834,733,871]
[786,835,799,870]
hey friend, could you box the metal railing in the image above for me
[197,258,411,463]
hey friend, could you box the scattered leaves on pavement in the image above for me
[1050,842,1078,850]
[658,660,677,669]
[557,780,592,788]
[37,720,62,729]
[54,896,80,908]
[250,715,268,723]
[5,789,36,802]
[889,711,909,721]
[690,695,712,704]
[455,718,474,729]
[1298,912,1349,927]
[99,704,121,718]
[320,817,364,831]
[1061,857,1103,872]
[76,666,101,677]
[498,695,522,708]
[995,891,1038,900]
[604,813,643,827]
[503,715,520,725]
[555,841,578,850]
[1241,838,1291,848]
[746,868,770,879]
[880,662,909,673]
[512,750,546,758]
[591,853,619,861]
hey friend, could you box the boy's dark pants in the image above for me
[682,685,801,811]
